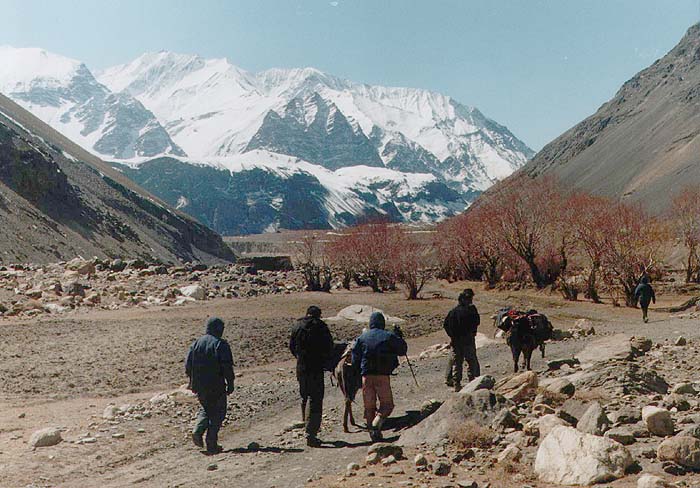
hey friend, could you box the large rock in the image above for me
[179,285,206,301]
[535,426,633,485]
[29,427,63,448]
[642,406,675,436]
[543,377,575,397]
[495,371,538,402]
[575,334,633,368]
[657,435,700,469]
[326,304,404,324]
[637,474,672,488]
[534,414,570,440]
[577,401,611,436]
[398,389,512,447]
[460,375,496,394]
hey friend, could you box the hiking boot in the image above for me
[206,445,223,455]
[369,429,384,443]
[306,436,322,448]
[191,432,204,448]
[644,317,649,323]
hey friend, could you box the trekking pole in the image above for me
[404,354,420,388]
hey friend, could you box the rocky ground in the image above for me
[1,278,699,487]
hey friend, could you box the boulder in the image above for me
[642,406,675,436]
[534,426,633,485]
[577,401,611,436]
[672,383,696,395]
[637,474,672,488]
[495,371,538,402]
[630,336,653,355]
[29,427,63,448]
[326,304,404,324]
[179,285,206,301]
[604,426,637,445]
[367,443,403,461]
[610,405,642,425]
[398,389,512,447]
[544,378,575,397]
[557,398,589,426]
[497,444,521,463]
[662,393,690,412]
[657,435,700,469]
[491,408,520,432]
[576,334,633,368]
[531,414,570,440]
[460,375,496,394]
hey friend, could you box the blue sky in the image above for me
[1,0,698,150]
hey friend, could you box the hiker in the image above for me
[289,305,334,447]
[185,317,235,454]
[444,288,481,392]
[634,275,656,323]
[352,312,408,442]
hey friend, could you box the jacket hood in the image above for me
[206,317,225,338]
[369,312,386,330]
[641,276,650,285]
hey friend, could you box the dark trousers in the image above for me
[193,393,227,451]
[297,370,325,437]
[445,336,480,386]
[641,305,649,321]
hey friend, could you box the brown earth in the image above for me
[1,280,699,487]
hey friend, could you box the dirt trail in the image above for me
[0,282,696,487]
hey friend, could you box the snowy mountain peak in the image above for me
[0,46,85,93]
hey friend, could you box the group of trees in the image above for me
[296,178,700,304]
[297,222,433,300]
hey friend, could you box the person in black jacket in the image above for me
[634,275,656,323]
[351,312,408,442]
[289,306,334,447]
[185,317,235,454]
[444,289,481,392]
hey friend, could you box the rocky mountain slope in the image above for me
[1,47,533,232]
[518,23,700,210]
[0,94,234,263]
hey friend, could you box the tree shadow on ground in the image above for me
[221,446,304,454]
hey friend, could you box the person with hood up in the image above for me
[185,317,235,454]
[289,306,334,447]
[634,275,656,323]
[444,289,481,392]
[352,311,408,442]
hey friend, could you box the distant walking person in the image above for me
[186,317,235,454]
[444,289,481,392]
[352,312,408,442]
[634,276,656,323]
[289,306,334,447]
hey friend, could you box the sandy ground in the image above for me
[0,280,698,487]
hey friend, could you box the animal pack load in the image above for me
[497,309,553,372]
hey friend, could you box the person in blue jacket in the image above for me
[186,317,235,454]
[634,275,656,323]
[352,312,408,442]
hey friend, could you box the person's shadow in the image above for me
[220,445,304,454]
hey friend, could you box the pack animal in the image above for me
[498,310,553,372]
[329,342,362,432]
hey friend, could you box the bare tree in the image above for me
[672,187,700,283]
[296,234,331,292]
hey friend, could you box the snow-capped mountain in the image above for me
[98,51,533,193]
[0,47,533,233]
[0,46,184,160]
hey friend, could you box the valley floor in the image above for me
[1,281,698,487]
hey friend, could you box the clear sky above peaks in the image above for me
[1,0,698,150]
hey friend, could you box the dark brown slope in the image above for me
[519,23,700,210]
[0,93,235,264]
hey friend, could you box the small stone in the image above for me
[367,452,381,465]
[637,473,672,488]
[672,383,696,395]
[247,441,260,451]
[604,427,636,445]
[414,453,428,467]
[497,444,521,463]
[381,455,397,466]
[29,428,62,448]
[433,460,451,476]
[207,463,218,471]
[577,401,611,435]
[111,433,125,439]
[387,466,405,475]
[457,481,478,488]
[675,336,687,346]
[103,405,119,420]
[347,462,360,473]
